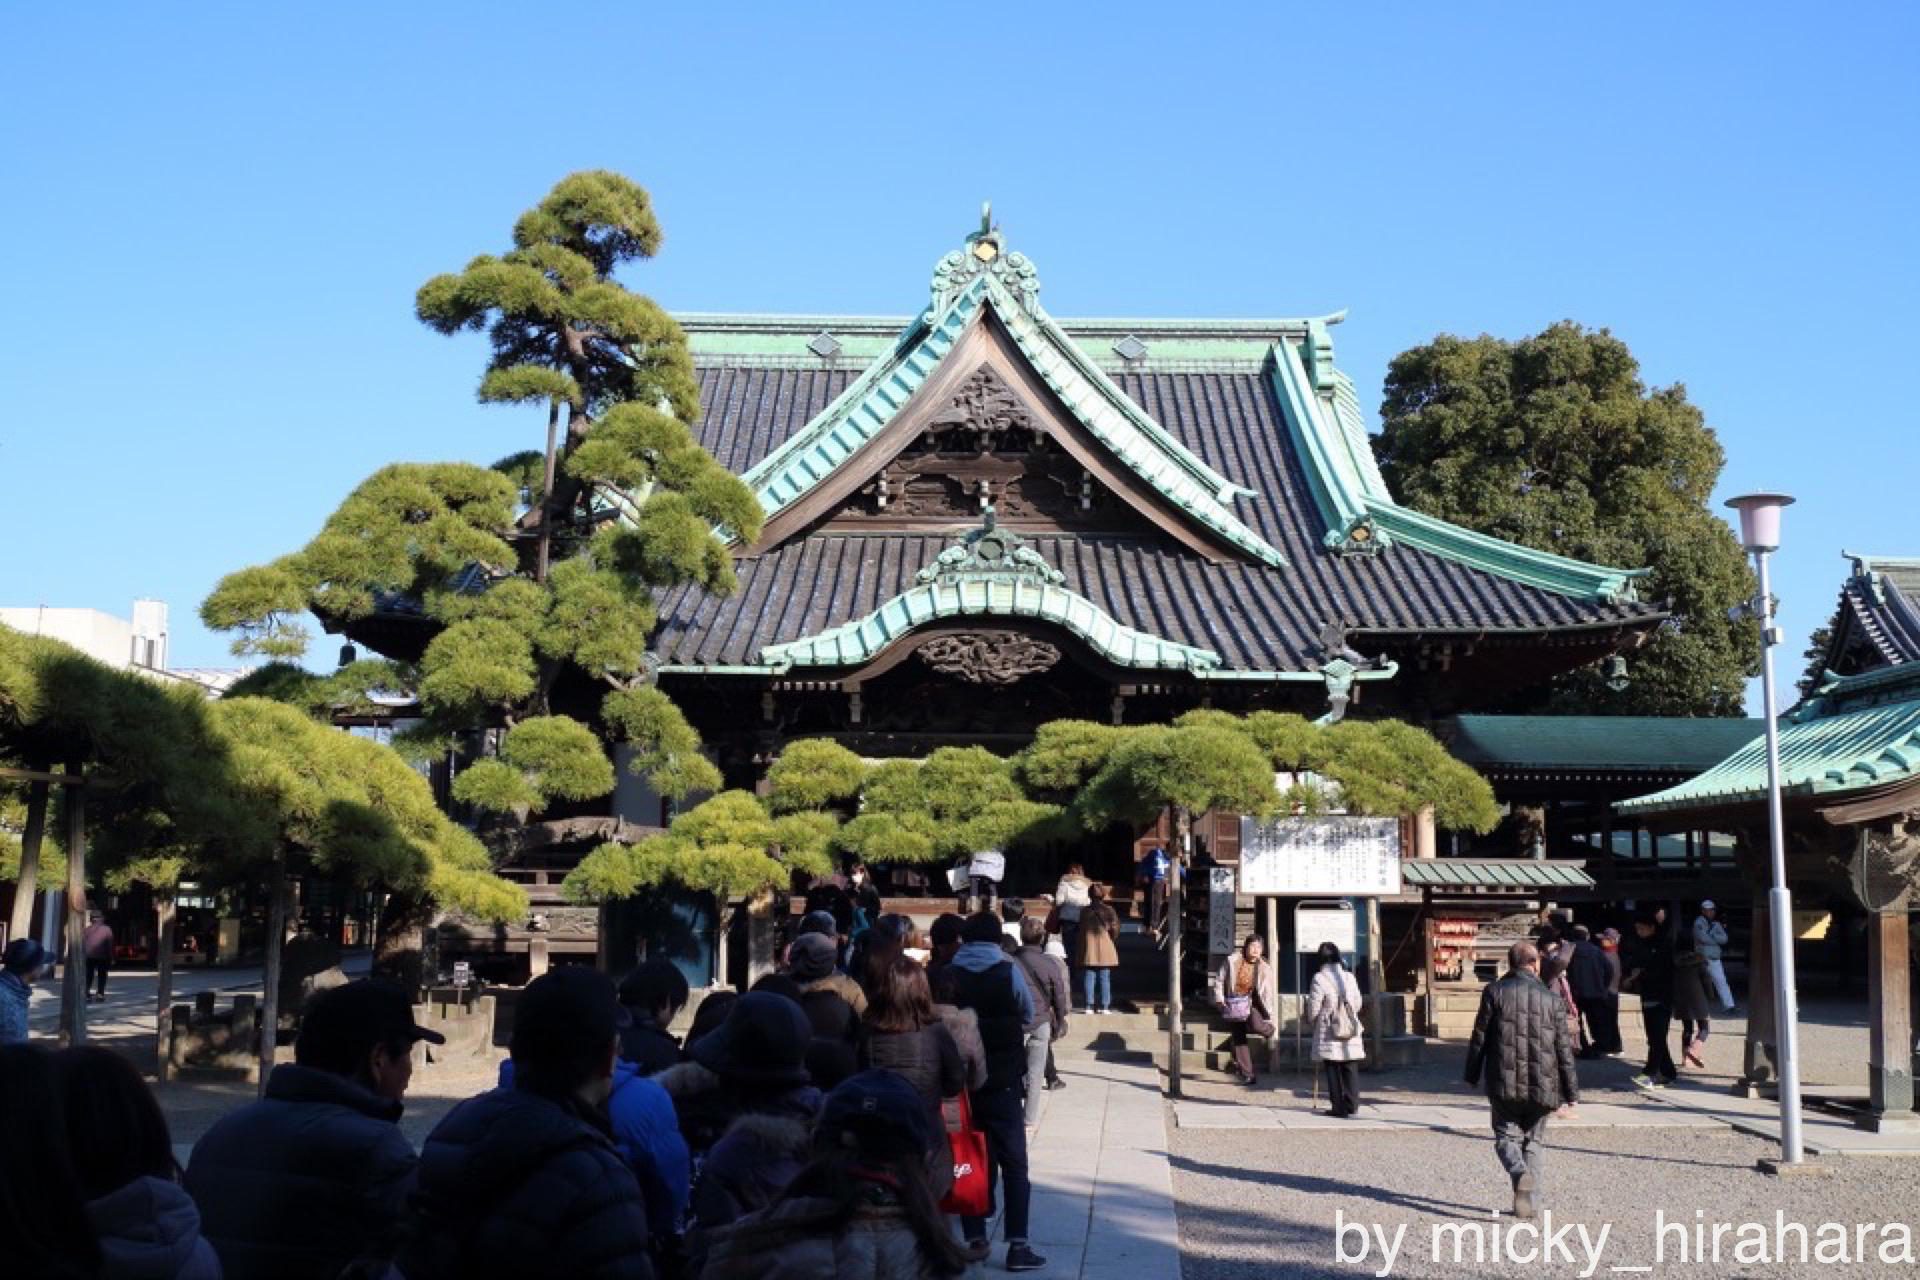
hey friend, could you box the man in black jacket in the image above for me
[1621,914,1679,1088]
[1563,925,1617,1057]
[618,959,689,1075]
[950,911,1046,1272]
[396,966,655,1280]
[187,979,440,1279]
[1015,916,1072,1121]
[1464,941,1579,1220]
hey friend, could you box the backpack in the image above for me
[1328,971,1362,1042]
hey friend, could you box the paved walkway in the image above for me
[990,1056,1182,1279]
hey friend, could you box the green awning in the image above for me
[1399,858,1594,892]
[1617,664,1920,818]
[1447,715,1764,773]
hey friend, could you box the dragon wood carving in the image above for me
[915,631,1062,685]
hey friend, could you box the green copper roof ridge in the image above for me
[677,312,1349,337]
[754,573,1226,674]
[978,284,1287,568]
[736,280,986,513]
[1362,503,1648,602]
[1268,340,1650,602]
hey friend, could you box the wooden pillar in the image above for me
[1263,896,1280,1066]
[1738,899,1779,1096]
[1413,806,1437,859]
[1865,905,1918,1130]
[1421,890,1437,1037]
[6,773,48,945]
[1365,896,1385,1070]
[59,766,87,1047]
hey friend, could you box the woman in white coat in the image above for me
[1305,941,1365,1116]
[1210,935,1279,1085]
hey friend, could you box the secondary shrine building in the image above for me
[650,219,1661,782]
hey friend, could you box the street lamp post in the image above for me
[1725,491,1803,1165]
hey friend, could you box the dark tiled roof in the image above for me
[1838,564,1920,668]
[660,365,1659,672]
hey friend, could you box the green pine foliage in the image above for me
[561,789,837,908]
[1373,322,1757,715]
[765,739,868,814]
[201,173,759,900]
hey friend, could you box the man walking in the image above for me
[1564,925,1614,1058]
[949,911,1046,1272]
[82,909,114,1002]
[1622,914,1678,1088]
[1463,941,1579,1220]
[1692,900,1735,1012]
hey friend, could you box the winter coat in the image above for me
[1692,915,1729,961]
[1565,940,1611,1002]
[859,1023,964,1200]
[1464,970,1580,1111]
[620,1015,683,1077]
[934,1003,988,1092]
[83,922,115,960]
[1054,875,1092,923]
[1672,952,1716,1022]
[1304,963,1366,1062]
[395,1085,654,1280]
[1015,944,1072,1036]
[1079,903,1121,969]
[947,952,1030,1094]
[687,1087,821,1271]
[1209,953,1278,1029]
[0,968,30,1045]
[699,1186,952,1280]
[85,1176,222,1280]
[802,971,870,1019]
[799,987,862,1089]
[186,1063,415,1280]
[501,1056,690,1236]
[1622,933,1675,1005]
[1601,944,1622,994]
[654,1060,736,1160]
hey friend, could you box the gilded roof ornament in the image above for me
[931,202,1040,315]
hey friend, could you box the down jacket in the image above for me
[1015,944,1072,1037]
[699,1187,953,1280]
[85,1175,222,1280]
[185,1062,415,1280]
[394,1086,654,1280]
[686,1087,822,1273]
[1464,970,1580,1111]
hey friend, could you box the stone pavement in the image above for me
[987,1055,1183,1279]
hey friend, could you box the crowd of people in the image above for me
[0,895,1095,1279]
[1462,902,1741,1221]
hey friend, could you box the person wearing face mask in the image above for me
[396,967,656,1280]
[186,978,441,1279]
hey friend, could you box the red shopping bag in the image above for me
[939,1089,992,1218]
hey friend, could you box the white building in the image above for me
[0,600,249,696]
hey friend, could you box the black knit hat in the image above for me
[691,990,812,1086]
[820,1068,932,1151]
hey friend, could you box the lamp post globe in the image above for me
[1725,491,1794,553]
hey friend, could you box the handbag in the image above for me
[1330,974,1363,1042]
[945,866,971,893]
[1221,994,1252,1022]
[939,1090,992,1218]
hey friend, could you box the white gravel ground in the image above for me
[1172,1123,1920,1279]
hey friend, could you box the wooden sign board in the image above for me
[1207,867,1237,955]
[1238,816,1402,897]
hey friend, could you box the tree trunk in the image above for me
[59,765,87,1047]
[258,852,288,1096]
[373,889,436,994]
[7,770,48,945]
[713,899,735,989]
[155,889,177,1082]
[1166,805,1190,1098]
[535,397,560,584]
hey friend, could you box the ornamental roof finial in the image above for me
[930,202,1039,316]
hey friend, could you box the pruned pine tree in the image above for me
[562,789,837,978]
[201,173,763,943]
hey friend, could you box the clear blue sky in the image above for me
[4,4,1914,706]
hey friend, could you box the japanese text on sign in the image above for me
[1237,816,1402,896]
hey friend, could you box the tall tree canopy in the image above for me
[1373,322,1755,715]
[201,173,762,880]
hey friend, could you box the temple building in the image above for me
[649,216,1663,786]
[1618,553,1920,1132]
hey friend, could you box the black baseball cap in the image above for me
[301,978,446,1049]
[821,1068,933,1149]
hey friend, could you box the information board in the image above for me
[1207,867,1237,955]
[1237,816,1402,897]
[1294,903,1357,954]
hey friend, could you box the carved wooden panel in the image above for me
[915,631,1062,685]
[823,362,1151,533]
